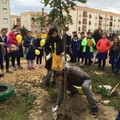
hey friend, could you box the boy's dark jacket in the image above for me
[44,35,63,70]
[23,36,37,53]
[0,36,7,54]
[67,66,90,85]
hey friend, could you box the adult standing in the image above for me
[92,29,102,63]
[8,25,23,70]
[44,27,63,88]
[0,29,12,77]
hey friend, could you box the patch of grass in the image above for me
[0,92,36,120]
[82,64,120,110]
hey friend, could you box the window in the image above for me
[79,21,81,24]
[99,15,103,20]
[83,11,87,17]
[3,8,7,14]
[82,26,87,32]
[95,23,97,26]
[89,14,91,18]
[110,22,112,26]
[3,18,8,24]
[31,17,35,21]
[83,18,87,24]
[2,0,7,4]
[78,27,81,31]
[89,21,91,25]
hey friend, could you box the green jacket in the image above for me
[81,37,96,52]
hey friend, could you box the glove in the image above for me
[52,105,58,120]
[52,111,58,120]
[52,105,58,113]
[46,53,52,61]
[63,61,70,69]
[61,53,71,62]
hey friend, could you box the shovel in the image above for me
[110,83,120,96]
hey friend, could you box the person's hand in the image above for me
[46,53,52,61]
[38,47,43,49]
[52,105,58,113]
[52,105,58,120]
[30,43,33,46]
[52,111,58,120]
[17,43,21,46]
[63,61,70,69]
[0,42,6,46]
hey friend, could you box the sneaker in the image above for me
[18,65,23,69]
[31,67,35,70]
[112,72,117,76]
[27,67,31,70]
[6,69,13,73]
[12,66,17,71]
[90,107,99,115]
[95,62,98,64]
[0,74,4,77]
[38,64,42,68]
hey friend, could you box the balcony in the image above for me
[110,22,113,27]
[82,21,87,25]
[110,16,113,21]
[99,15,103,20]
[82,26,87,32]
[83,11,87,18]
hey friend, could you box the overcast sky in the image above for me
[10,0,120,15]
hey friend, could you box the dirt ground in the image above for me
[0,60,118,120]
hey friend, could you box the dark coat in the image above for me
[23,36,37,53]
[67,66,90,85]
[56,66,91,106]
[71,38,79,57]
[44,35,63,70]
[0,36,7,55]
[36,38,43,57]
[92,32,102,43]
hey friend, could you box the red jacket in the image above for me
[96,38,111,53]
[8,32,19,45]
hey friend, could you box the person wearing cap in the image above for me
[52,63,98,115]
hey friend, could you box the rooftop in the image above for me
[75,6,120,17]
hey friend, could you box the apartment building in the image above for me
[0,0,11,32]
[66,6,120,34]
[20,12,49,33]
[11,15,21,28]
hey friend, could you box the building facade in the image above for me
[0,0,11,32]
[20,12,49,33]
[11,15,21,28]
[67,6,120,34]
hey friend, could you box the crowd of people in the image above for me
[0,26,120,77]
[65,28,120,75]
[0,25,120,116]
[0,25,44,77]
